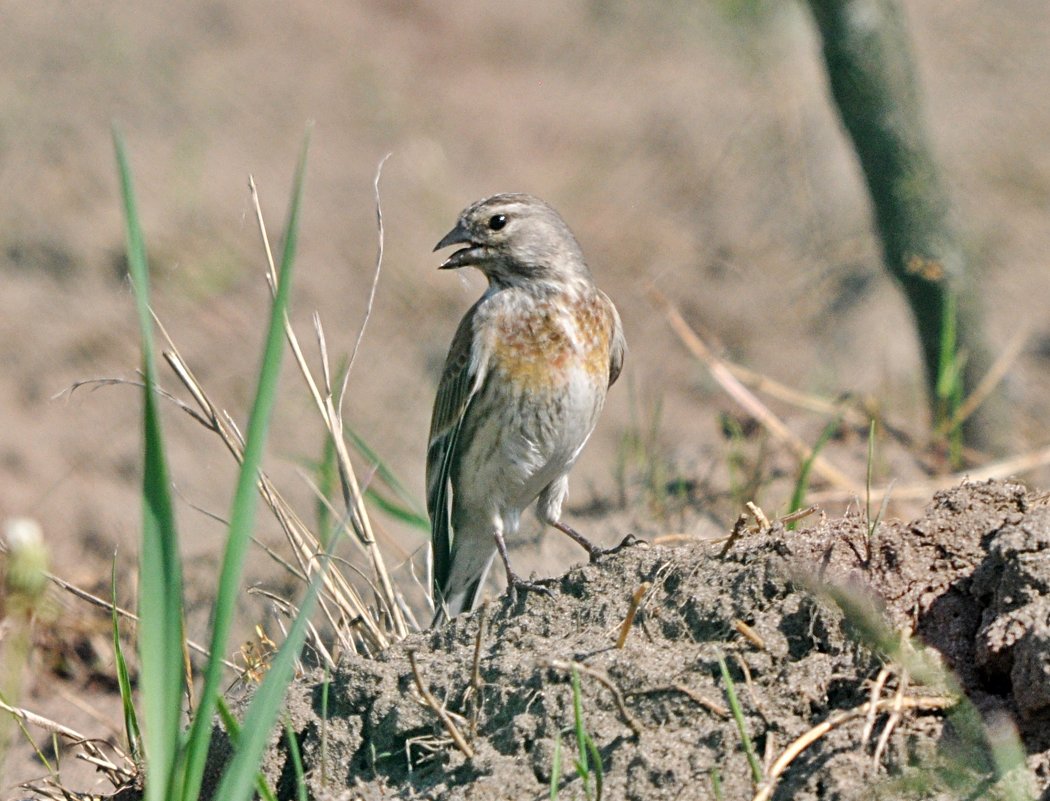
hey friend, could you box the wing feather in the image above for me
[602,290,626,387]
[426,299,486,602]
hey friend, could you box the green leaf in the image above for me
[113,126,186,801]
[181,128,311,801]
[111,560,142,763]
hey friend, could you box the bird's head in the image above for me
[434,193,590,287]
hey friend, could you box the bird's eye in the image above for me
[488,214,507,231]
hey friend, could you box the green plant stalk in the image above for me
[284,719,308,801]
[181,130,311,801]
[111,561,142,764]
[549,732,563,801]
[113,128,186,801]
[345,425,428,523]
[215,698,278,801]
[320,667,330,788]
[571,667,591,797]
[865,419,876,538]
[212,545,333,801]
[717,653,763,785]
[585,734,603,801]
[788,416,840,527]
[936,290,964,466]
[710,766,724,801]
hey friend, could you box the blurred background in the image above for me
[2,0,1049,790]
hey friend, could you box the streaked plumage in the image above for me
[427,193,625,625]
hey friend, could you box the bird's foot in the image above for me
[585,533,646,563]
[506,572,555,603]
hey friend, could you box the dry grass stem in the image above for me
[0,699,135,789]
[871,672,909,767]
[651,289,861,495]
[669,683,730,719]
[39,564,238,671]
[750,694,955,801]
[344,152,392,391]
[249,173,407,638]
[407,651,474,758]
[778,505,818,526]
[746,502,770,531]
[810,445,1050,505]
[935,325,1028,438]
[861,665,893,746]
[733,619,766,651]
[616,582,651,649]
[547,659,644,737]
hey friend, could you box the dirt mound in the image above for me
[209,480,1050,800]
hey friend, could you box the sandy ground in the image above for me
[2,1,1050,795]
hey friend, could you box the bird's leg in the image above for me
[552,520,644,563]
[493,529,553,600]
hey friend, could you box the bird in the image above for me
[427,193,626,625]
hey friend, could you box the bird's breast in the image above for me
[485,293,611,394]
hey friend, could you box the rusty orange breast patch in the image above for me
[486,293,611,393]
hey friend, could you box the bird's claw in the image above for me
[507,573,555,602]
[587,533,646,563]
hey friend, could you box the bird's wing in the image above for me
[426,299,487,602]
[603,290,626,387]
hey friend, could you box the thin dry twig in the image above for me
[407,651,474,758]
[778,505,818,526]
[626,683,730,718]
[547,659,644,738]
[719,511,752,558]
[651,289,861,495]
[344,152,392,394]
[861,665,893,746]
[669,684,730,719]
[746,501,770,531]
[733,619,766,651]
[872,670,909,767]
[616,582,651,649]
[810,446,1050,505]
[750,695,955,801]
[0,698,135,788]
[38,566,236,671]
[467,604,487,736]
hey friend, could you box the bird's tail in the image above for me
[431,575,485,627]
[430,551,495,627]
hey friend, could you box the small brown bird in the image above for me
[428,193,625,625]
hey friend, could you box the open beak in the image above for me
[434,221,480,269]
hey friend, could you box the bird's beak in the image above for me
[434,221,479,269]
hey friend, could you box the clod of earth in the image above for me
[201,480,1050,800]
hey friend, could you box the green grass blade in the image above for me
[284,719,308,801]
[549,732,562,800]
[314,432,338,547]
[345,425,429,530]
[571,667,589,781]
[111,561,142,763]
[113,127,186,801]
[212,549,331,801]
[320,667,330,787]
[585,733,603,801]
[364,489,431,532]
[181,129,311,801]
[710,766,724,800]
[788,417,840,528]
[216,698,278,801]
[717,653,763,785]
